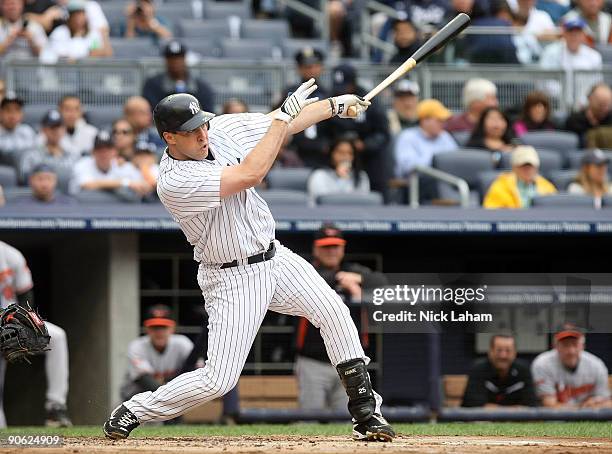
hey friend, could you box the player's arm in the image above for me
[220,79,318,198]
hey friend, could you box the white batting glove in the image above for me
[275,78,319,123]
[330,95,371,118]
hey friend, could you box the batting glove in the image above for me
[275,78,319,123]
[330,95,371,118]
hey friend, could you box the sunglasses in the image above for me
[113,128,133,135]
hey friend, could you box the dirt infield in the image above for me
[5,435,612,454]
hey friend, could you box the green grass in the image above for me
[1,422,611,439]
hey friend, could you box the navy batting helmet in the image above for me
[153,93,215,140]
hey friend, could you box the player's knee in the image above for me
[205,374,239,398]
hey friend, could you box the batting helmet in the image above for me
[153,93,215,140]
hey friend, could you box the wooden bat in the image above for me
[347,13,471,116]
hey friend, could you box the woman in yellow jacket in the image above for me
[484,146,557,208]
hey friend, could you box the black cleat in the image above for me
[352,414,395,442]
[103,404,140,440]
[45,404,72,428]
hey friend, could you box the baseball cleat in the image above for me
[352,414,395,442]
[103,404,140,440]
[45,404,72,428]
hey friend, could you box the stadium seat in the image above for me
[0,165,18,188]
[221,40,281,60]
[520,131,579,154]
[266,168,312,191]
[156,3,197,31]
[23,104,53,128]
[109,38,160,59]
[241,19,290,45]
[186,40,223,59]
[477,170,502,199]
[203,1,251,19]
[75,190,125,203]
[100,1,125,35]
[498,148,563,177]
[83,105,123,129]
[603,195,612,208]
[3,186,31,202]
[177,19,232,39]
[282,39,329,60]
[317,192,384,206]
[451,130,471,147]
[257,189,309,206]
[596,44,612,64]
[548,170,578,191]
[531,194,595,208]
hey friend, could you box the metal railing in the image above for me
[409,166,471,208]
[276,0,329,43]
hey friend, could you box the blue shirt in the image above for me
[394,126,458,177]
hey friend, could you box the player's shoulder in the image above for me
[532,349,557,369]
[581,350,607,370]
[170,334,194,349]
[128,335,151,351]
[0,241,24,262]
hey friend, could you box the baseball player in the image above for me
[103,79,395,442]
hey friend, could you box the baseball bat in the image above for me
[347,13,471,116]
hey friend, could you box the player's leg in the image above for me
[104,262,275,439]
[269,243,393,441]
[44,322,72,427]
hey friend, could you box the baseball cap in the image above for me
[581,148,610,166]
[134,140,156,154]
[93,130,114,149]
[66,0,86,12]
[332,64,357,92]
[41,109,63,127]
[511,145,540,167]
[394,79,420,96]
[31,163,56,175]
[294,47,324,66]
[554,323,585,342]
[416,99,451,121]
[1,92,24,108]
[314,223,346,247]
[563,17,587,31]
[164,40,187,58]
[144,304,176,328]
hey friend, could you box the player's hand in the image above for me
[275,78,318,124]
[331,95,370,118]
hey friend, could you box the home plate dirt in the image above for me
[4,436,612,454]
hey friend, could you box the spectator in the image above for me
[562,0,612,46]
[392,0,449,32]
[513,91,556,136]
[58,94,98,156]
[131,140,158,193]
[586,124,612,148]
[512,0,556,38]
[0,184,4,206]
[394,99,457,177]
[18,109,78,184]
[23,0,65,34]
[567,149,612,200]
[327,0,354,57]
[0,240,72,427]
[389,17,423,64]
[123,96,165,153]
[445,78,498,133]
[11,163,75,204]
[142,40,214,113]
[120,305,193,402]
[484,145,556,208]
[69,130,150,197]
[0,0,48,58]
[462,334,538,407]
[122,0,171,44]
[466,107,516,153]
[0,93,36,167]
[466,1,520,64]
[532,324,612,408]
[40,0,112,63]
[565,82,612,147]
[222,98,248,115]
[295,224,387,411]
[307,136,370,204]
[56,0,110,38]
[112,118,136,162]
[387,79,420,135]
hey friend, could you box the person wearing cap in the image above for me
[57,94,98,156]
[531,324,611,408]
[123,96,165,153]
[484,145,556,208]
[394,99,457,178]
[445,79,499,133]
[565,83,612,148]
[17,109,79,184]
[568,149,612,199]
[69,130,151,197]
[387,80,420,135]
[295,224,387,412]
[40,0,112,63]
[0,0,48,58]
[10,163,75,204]
[562,0,612,46]
[120,305,193,402]
[122,0,171,44]
[462,334,538,408]
[0,94,36,167]
[142,40,214,112]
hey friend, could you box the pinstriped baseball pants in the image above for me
[126,241,382,422]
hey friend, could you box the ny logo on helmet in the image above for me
[189,101,199,115]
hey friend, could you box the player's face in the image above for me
[165,124,209,160]
[0,103,23,130]
[556,337,584,369]
[42,124,65,146]
[30,171,57,201]
[112,120,135,150]
[146,326,173,349]
[488,337,516,373]
[513,163,537,184]
[394,93,418,118]
[93,146,117,171]
[314,244,345,269]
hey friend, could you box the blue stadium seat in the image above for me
[548,169,578,191]
[186,40,223,59]
[3,187,31,202]
[531,194,595,208]
[603,195,612,208]
[596,44,612,64]
[282,39,329,60]
[266,168,312,191]
[477,170,502,199]
[23,104,54,128]
[221,40,281,60]
[75,190,125,203]
[498,148,563,178]
[520,131,579,154]
[0,165,18,188]
[203,1,251,19]
[257,189,309,206]
[451,130,471,147]
[177,19,232,39]
[83,105,123,129]
[241,19,289,45]
[109,38,160,58]
[317,192,384,206]
[156,3,196,31]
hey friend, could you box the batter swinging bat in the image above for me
[347,13,471,116]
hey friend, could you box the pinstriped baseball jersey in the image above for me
[157,113,275,264]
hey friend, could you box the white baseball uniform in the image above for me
[124,113,382,422]
[0,241,70,427]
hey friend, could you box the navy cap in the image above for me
[164,40,187,57]
[31,163,56,174]
[134,140,156,154]
[42,109,63,127]
[332,64,357,91]
[1,92,24,108]
[94,130,115,149]
[295,47,324,66]
[582,149,610,165]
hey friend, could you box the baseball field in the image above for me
[1,423,611,453]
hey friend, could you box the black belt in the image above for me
[220,242,276,269]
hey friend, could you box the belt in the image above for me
[220,242,276,269]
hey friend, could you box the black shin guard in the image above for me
[336,358,376,423]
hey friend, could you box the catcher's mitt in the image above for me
[0,304,50,363]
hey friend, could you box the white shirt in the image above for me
[123,334,193,383]
[69,156,143,194]
[63,118,98,156]
[563,9,612,45]
[0,123,37,165]
[0,241,33,309]
[307,168,370,204]
[394,126,458,177]
[0,18,47,59]
[157,113,275,264]
[523,8,556,35]
[540,41,603,70]
[41,25,104,63]
[85,1,109,34]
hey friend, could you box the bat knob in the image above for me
[346,105,358,117]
